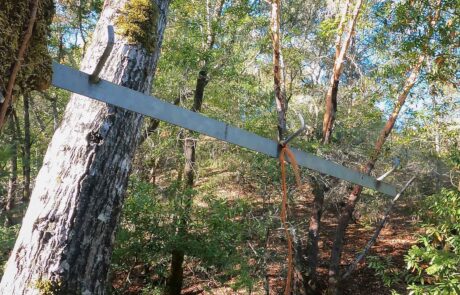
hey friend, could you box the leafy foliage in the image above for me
[405,189,460,294]
[112,179,267,292]
[367,255,405,288]
[0,224,20,277]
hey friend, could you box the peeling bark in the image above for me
[270,0,287,140]
[0,1,170,294]
[322,0,362,144]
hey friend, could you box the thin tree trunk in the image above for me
[166,43,210,295]
[271,0,287,141]
[0,0,39,131]
[342,177,415,280]
[327,2,441,290]
[29,96,46,133]
[305,0,362,286]
[305,186,325,293]
[166,137,196,295]
[327,56,426,294]
[431,95,441,190]
[269,1,296,294]
[322,0,362,144]
[23,95,31,203]
[4,115,18,227]
[166,2,223,293]
[0,1,170,294]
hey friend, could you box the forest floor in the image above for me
[180,206,418,295]
[113,169,420,295]
[182,180,419,295]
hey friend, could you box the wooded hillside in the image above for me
[0,0,459,294]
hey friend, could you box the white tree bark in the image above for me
[0,0,170,294]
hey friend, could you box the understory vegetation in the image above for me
[0,0,459,294]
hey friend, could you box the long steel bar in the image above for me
[51,62,398,196]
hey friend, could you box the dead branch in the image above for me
[341,176,416,280]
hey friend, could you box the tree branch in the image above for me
[341,176,416,280]
[0,0,40,131]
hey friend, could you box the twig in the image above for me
[341,176,416,280]
[377,159,400,181]
[0,0,40,131]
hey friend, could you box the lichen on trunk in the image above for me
[0,0,171,294]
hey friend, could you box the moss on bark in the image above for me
[115,0,159,53]
[0,0,55,98]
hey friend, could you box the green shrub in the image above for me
[367,255,404,288]
[0,224,20,277]
[405,189,460,295]
[112,179,266,292]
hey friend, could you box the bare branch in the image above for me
[377,158,400,181]
[341,176,416,280]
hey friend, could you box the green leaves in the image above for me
[404,189,460,294]
[0,224,20,277]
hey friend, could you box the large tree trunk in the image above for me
[0,1,170,294]
[322,0,362,144]
[23,94,31,202]
[327,1,442,289]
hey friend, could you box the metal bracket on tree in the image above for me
[89,25,115,84]
[279,112,308,147]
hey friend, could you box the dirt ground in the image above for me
[113,172,419,295]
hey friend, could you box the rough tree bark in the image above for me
[322,0,362,144]
[327,2,442,293]
[0,0,170,294]
[304,182,325,293]
[166,1,224,293]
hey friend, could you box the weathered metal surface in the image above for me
[52,62,398,196]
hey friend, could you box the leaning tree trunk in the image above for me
[322,0,362,144]
[305,0,363,289]
[327,1,442,290]
[0,1,170,294]
[327,55,426,294]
